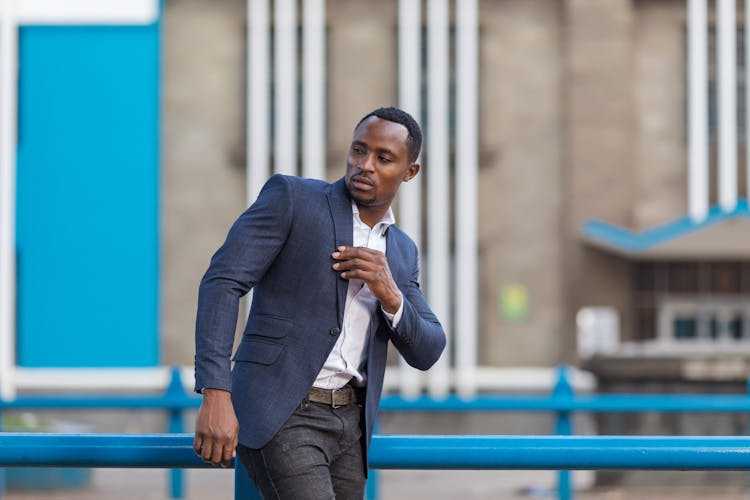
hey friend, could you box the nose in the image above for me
[360,153,376,173]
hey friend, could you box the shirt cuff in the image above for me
[382,291,404,328]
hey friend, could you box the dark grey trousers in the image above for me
[237,400,366,500]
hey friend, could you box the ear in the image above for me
[403,163,420,182]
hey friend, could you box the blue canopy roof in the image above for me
[582,199,750,258]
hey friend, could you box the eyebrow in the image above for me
[351,140,397,157]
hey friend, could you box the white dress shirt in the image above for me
[313,201,404,389]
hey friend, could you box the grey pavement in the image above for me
[3,468,750,500]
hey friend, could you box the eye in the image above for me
[378,155,392,163]
[351,145,364,154]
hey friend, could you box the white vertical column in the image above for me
[398,0,422,248]
[302,0,325,180]
[274,0,297,175]
[688,0,709,221]
[248,0,271,203]
[426,0,450,398]
[454,0,478,398]
[0,0,18,401]
[397,0,423,398]
[717,0,737,212]
[246,0,272,319]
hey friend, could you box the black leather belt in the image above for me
[307,385,362,408]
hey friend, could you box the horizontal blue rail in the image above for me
[0,394,200,410]
[5,393,750,412]
[378,394,750,412]
[2,433,750,470]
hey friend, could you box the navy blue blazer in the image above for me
[194,174,446,452]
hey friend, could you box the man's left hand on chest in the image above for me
[331,246,402,313]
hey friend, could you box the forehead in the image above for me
[352,116,410,155]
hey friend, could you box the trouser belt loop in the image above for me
[331,387,341,408]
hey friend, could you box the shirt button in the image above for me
[329,327,341,336]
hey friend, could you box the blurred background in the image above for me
[2,0,750,498]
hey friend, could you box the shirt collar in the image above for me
[351,200,396,229]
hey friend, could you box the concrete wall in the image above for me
[632,0,687,229]
[478,0,565,366]
[327,0,398,178]
[162,0,247,365]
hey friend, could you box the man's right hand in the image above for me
[193,389,239,468]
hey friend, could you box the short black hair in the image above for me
[356,107,422,163]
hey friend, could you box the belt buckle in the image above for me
[330,387,342,408]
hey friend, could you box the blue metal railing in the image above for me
[4,365,750,499]
[4,433,750,469]
[3,433,750,499]
[373,366,750,500]
[378,393,750,412]
[0,367,201,499]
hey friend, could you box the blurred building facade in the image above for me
[163,0,750,387]
[158,0,750,488]
[3,0,749,432]
[0,0,747,490]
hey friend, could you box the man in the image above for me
[193,107,446,499]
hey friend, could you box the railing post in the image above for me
[746,375,750,500]
[553,364,574,500]
[365,418,380,500]
[234,456,263,499]
[166,366,186,499]
[0,409,5,499]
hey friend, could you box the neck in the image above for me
[356,202,389,228]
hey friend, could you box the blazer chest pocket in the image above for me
[232,338,284,365]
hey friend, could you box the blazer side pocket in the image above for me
[232,338,284,365]
[244,313,293,338]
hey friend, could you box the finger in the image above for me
[352,246,384,257]
[221,446,234,468]
[331,245,350,259]
[201,440,214,462]
[211,441,225,465]
[193,434,204,455]
[335,265,378,281]
[340,269,376,281]
[331,246,370,261]
[333,258,373,272]
[333,246,383,260]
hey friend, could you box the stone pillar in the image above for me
[478,0,564,366]
[632,1,688,229]
[162,0,247,364]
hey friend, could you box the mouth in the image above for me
[351,176,374,192]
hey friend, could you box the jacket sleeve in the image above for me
[381,244,446,370]
[194,174,293,393]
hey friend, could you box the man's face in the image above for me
[345,116,418,210]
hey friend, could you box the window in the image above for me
[633,261,750,343]
[658,297,750,342]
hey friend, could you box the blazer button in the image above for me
[329,327,341,336]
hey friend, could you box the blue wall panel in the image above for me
[16,24,160,367]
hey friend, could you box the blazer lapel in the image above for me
[327,178,353,324]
